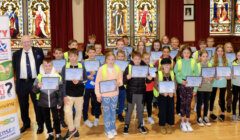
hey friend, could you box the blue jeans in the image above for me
[102,96,118,134]
[117,89,126,115]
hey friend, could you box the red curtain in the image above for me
[195,0,210,45]
[50,0,73,52]
[83,0,104,50]
[165,0,184,43]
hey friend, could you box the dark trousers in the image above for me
[179,85,193,118]
[210,87,226,113]
[42,107,61,134]
[232,85,240,115]
[144,91,153,117]
[176,85,181,114]
[17,79,44,127]
[58,105,65,123]
[83,89,101,121]
[158,95,174,126]
[197,91,210,118]
[226,80,232,107]
[117,89,126,115]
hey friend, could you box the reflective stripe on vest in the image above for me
[232,61,239,66]
[102,64,121,80]
[177,58,196,74]
[193,51,199,60]
[128,64,132,75]
[65,62,83,69]
[64,52,68,61]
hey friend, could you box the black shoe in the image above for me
[123,124,129,135]
[20,125,30,133]
[219,114,225,122]
[118,114,124,122]
[37,127,44,134]
[55,135,64,140]
[61,121,68,128]
[74,130,80,137]
[64,129,77,139]
[227,105,231,113]
[138,125,147,134]
[46,134,54,140]
[210,114,217,121]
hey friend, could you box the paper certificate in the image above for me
[201,67,216,78]
[131,66,149,78]
[146,46,152,53]
[158,81,176,94]
[52,59,66,72]
[96,55,105,65]
[233,65,240,76]
[216,66,231,77]
[226,53,236,63]
[99,80,117,94]
[150,51,162,60]
[206,50,213,59]
[125,47,133,54]
[206,47,216,54]
[78,51,83,62]
[186,76,203,87]
[41,77,60,90]
[115,60,129,72]
[84,60,100,71]
[149,67,157,78]
[190,47,197,52]
[65,68,83,81]
[170,50,178,58]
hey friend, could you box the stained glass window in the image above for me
[234,0,240,34]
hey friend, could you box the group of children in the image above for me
[33,35,240,139]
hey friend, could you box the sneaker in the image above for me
[185,122,193,132]
[61,121,68,128]
[118,114,124,122]
[84,120,93,128]
[138,125,147,134]
[232,115,237,122]
[197,118,204,127]
[166,125,173,134]
[210,113,217,121]
[123,124,129,135]
[105,132,114,139]
[47,134,54,140]
[160,126,167,134]
[218,114,225,122]
[93,118,99,127]
[74,130,80,137]
[180,122,188,132]
[203,117,211,126]
[147,117,155,124]
[56,135,64,140]
[64,128,77,140]
[111,129,117,136]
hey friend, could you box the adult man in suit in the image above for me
[12,35,44,134]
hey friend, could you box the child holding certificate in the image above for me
[154,58,175,134]
[224,42,234,113]
[174,45,199,132]
[62,48,87,139]
[155,46,173,70]
[95,52,123,139]
[196,50,213,126]
[83,46,101,128]
[206,36,215,48]
[142,52,155,125]
[136,41,146,55]
[116,50,127,122]
[33,56,63,140]
[64,39,78,61]
[192,39,207,61]
[231,51,240,121]
[113,39,128,58]
[151,39,162,52]
[209,45,230,122]
[53,48,64,60]
[123,51,152,134]
[170,37,180,50]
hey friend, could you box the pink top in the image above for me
[95,65,123,98]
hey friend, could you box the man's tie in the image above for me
[25,52,32,79]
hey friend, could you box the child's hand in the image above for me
[72,80,79,84]
[87,75,94,80]
[38,83,43,88]
[90,71,96,76]
[127,74,132,80]
[147,75,153,80]
[163,93,168,97]
[226,76,231,80]
[97,96,102,103]
[182,80,187,86]
[193,92,197,96]
[169,93,173,98]
[233,76,237,79]
[216,76,221,80]
[64,97,70,105]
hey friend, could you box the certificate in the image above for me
[96,55,105,65]
[41,77,60,90]
[131,66,149,78]
[233,65,240,76]
[170,50,178,58]
[158,81,176,94]
[206,47,216,54]
[52,59,66,72]
[150,51,162,61]
[65,68,83,81]
[146,46,152,53]
[206,50,213,59]
[125,47,133,54]
[226,53,236,63]
[190,47,197,52]
[216,66,231,77]
[115,60,129,71]
[84,60,100,71]
[201,67,216,78]
[99,80,117,94]
[186,76,203,87]
[149,67,157,78]
[78,51,83,62]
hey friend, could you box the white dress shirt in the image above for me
[20,48,37,79]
